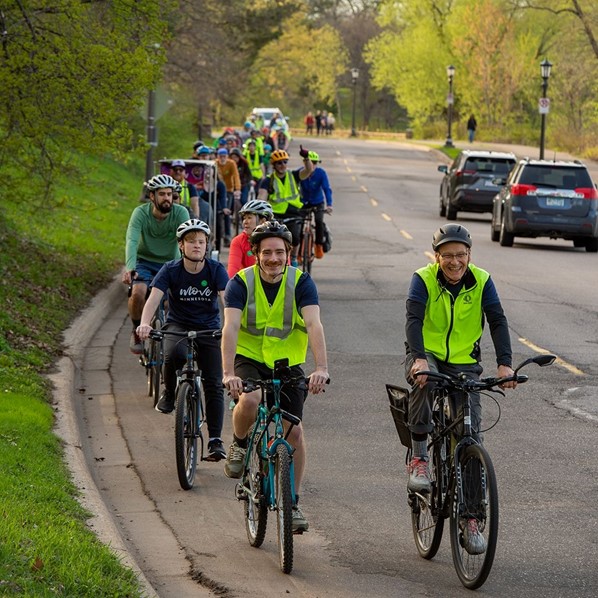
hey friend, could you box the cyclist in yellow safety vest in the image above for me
[221,220,329,533]
[258,146,313,266]
[243,139,265,183]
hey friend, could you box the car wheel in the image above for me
[573,239,585,248]
[446,203,457,221]
[439,195,446,217]
[499,214,514,247]
[586,237,598,253]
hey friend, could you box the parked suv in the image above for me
[490,158,598,252]
[438,150,517,220]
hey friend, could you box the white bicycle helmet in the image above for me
[176,219,211,240]
[146,174,177,191]
[239,199,273,219]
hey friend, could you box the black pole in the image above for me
[351,79,357,137]
[539,78,548,160]
[445,76,454,148]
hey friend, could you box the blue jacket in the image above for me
[300,167,333,207]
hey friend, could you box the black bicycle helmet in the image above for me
[250,220,292,245]
[432,224,472,251]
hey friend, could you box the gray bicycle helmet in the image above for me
[432,224,472,251]
[239,199,273,220]
[176,219,211,240]
[146,174,177,191]
[250,220,292,245]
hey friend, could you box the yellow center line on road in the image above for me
[424,251,435,262]
[370,198,378,207]
[347,166,352,173]
[381,213,392,221]
[519,338,585,376]
[361,185,368,193]
[400,230,413,239]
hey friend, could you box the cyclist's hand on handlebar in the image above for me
[325,206,333,214]
[223,373,244,399]
[122,269,136,285]
[307,369,329,394]
[410,358,429,388]
[497,364,517,389]
[136,324,152,341]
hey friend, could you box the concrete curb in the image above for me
[49,275,159,598]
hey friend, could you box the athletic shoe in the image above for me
[223,441,246,478]
[129,331,143,355]
[292,505,309,533]
[315,244,324,259]
[206,439,226,462]
[462,518,487,555]
[407,457,432,494]
[155,391,175,414]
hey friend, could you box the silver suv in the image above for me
[490,158,598,252]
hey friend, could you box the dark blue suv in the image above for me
[490,158,598,252]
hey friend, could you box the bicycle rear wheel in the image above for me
[301,225,313,274]
[275,443,294,574]
[175,381,199,490]
[411,434,448,559]
[244,428,268,547]
[449,443,498,589]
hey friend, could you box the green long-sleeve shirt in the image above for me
[125,202,189,271]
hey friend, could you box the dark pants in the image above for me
[405,352,483,438]
[276,207,302,248]
[303,204,326,245]
[163,323,224,438]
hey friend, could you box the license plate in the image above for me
[546,197,565,207]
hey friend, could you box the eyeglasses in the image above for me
[439,251,469,260]
[275,160,288,165]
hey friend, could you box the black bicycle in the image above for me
[140,297,167,407]
[387,354,555,589]
[149,328,222,490]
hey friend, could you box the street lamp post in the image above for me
[445,65,455,148]
[350,67,359,137]
[539,58,552,160]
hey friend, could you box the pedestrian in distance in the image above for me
[221,220,330,533]
[304,111,315,135]
[136,219,229,461]
[467,114,477,143]
[123,174,189,355]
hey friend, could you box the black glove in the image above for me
[299,145,309,159]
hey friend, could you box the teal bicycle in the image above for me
[233,358,314,574]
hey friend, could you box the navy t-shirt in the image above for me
[151,258,229,329]
[224,268,319,314]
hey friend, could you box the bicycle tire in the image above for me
[175,381,198,490]
[151,317,163,407]
[146,339,154,398]
[449,443,498,589]
[244,428,268,547]
[275,443,294,574]
[411,433,448,559]
[301,224,313,274]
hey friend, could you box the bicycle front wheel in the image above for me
[275,443,294,574]
[175,381,198,490]
[244,428,268,547]
[301,225,313,274]
[151,318,163,407]
[411,434,448,559]
[449,443,498,589]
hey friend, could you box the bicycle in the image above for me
[232,358,324,574]
[280,207,317,274]
[149,328,222,490]
[140,296,167,407]
[386,353,555,589]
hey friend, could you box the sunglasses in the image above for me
[275,160,288,165]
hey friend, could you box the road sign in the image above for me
[539,97,550,114]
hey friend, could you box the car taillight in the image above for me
[455,169,476,176]
[574,187,598,199]
[510,184,537,196]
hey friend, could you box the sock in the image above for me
[412,439,428,460]
[233,434,247,448]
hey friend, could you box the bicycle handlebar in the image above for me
[149,329,222,341]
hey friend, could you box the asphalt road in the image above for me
[73,136,598,597]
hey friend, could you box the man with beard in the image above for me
[221,220,329,533]
[123,174,189,354]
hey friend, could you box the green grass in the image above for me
[0,152,153,596]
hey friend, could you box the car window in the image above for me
[519,166,593,188]
[464,158,515,174]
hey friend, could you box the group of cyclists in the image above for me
[124,120,521,554]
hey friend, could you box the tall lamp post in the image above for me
[445,64,455,148]
[539,58,552,160]
[350,67,359,137]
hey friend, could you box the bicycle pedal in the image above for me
[235,483,247,501]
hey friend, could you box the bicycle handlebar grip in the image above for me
[148,330,163,341]
[515,374,529,384]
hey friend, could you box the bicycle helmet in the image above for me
[432,224,472,251]
[146,174,178,191]
[250,220,292,245]
[176,219,211,240]
[308,150,320,162]
[270,150,290,164]
[198,146,211,155]
[239,200,273,220]
[230,147,243,158]
[263,144,272,151]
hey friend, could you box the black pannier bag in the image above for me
[386,384,411,448]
